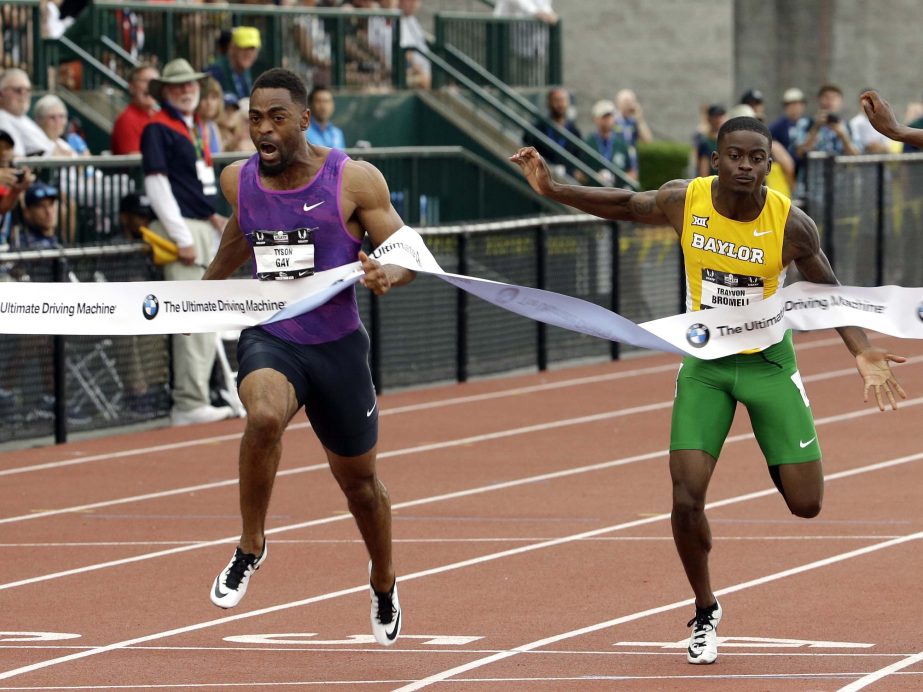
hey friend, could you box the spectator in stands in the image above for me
[585,98,636,184]
[849,88,892,154]
[795,84,859,158]
[118,190,155,244]
[739,88,765,119]
[768,87,810,174]
[693,103,726,177]
[398,0,431,89]
[0,129,34,248]
[0,69,62,157]
[493,0,557,86]
[141,58,232,427]
[207,26,262,101]
[42,0,74,39]
[33,94,90,157]
[198,76,225,154]
[306,86,346,149]
[290,0,333,88]
[494,0,557,24]
[10,181,61,250]
[614,89,653,146]
[111,64,160,155]
[522,86,581,178]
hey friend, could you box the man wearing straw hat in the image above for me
[141,58,233,426]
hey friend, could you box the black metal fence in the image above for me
[804,151,923,288]
[0,214,685,445]
[434,12,562,87]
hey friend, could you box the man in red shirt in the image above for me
[111,64,159,154]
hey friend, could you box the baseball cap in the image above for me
[119,192,154,218]
[726,104,757,120]
[782,88,806,104]
[706,103,726,118]
[223,92,240,109]
[740,88,764,105]
[232,26,261,50]
[24,181,59,206]
[0,130,14,147]
[591,99,616,119]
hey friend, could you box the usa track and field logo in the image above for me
[142,294,159,320]
[686,323,710,348]
[918,302,923,322]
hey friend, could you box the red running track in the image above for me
[1,330,922,691]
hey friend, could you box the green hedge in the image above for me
[638,140,692,191]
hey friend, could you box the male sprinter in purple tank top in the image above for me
[201,68,414,645]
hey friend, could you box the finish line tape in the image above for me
[1,227,921,360]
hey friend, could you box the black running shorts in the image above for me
[236,326,379,457]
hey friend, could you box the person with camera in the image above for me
[0,130,35,248]
[795,83,859,158]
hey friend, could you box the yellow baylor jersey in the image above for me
[681,176,790,313]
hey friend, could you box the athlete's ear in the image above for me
[301,107,311,131]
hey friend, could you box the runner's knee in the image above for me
[786,495,822,519]
[243,403,288,443]
[340,475,381,512]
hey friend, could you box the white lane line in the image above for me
[0,645,913,658]
[837,650,923,691]
[0,335,863,478]
[2,399,922,592]
[0,362,681,478]
[0,401,676,525]
[0,535,903,548]
[2,450,921,681]
[6,357,921,525]
[393,528,923,692]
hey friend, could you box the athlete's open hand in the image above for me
[860,90,901,139]
[510,147,556,196]
[359,250,392,296]
[856,347,907,411]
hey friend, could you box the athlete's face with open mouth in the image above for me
[249,88,310,176]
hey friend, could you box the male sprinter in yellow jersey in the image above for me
[511,116,906,665]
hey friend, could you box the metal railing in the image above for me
[804,151,923,288]
[413,46,630,190]
[434,11,561,87]
[0,211,687,445]
[433,42,637,189]
[9,147,560,247]
[88,1,404,91]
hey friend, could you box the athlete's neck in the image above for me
[711,179,766,222]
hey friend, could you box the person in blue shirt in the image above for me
[305,86,346,150]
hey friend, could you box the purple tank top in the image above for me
[237,149,361,344]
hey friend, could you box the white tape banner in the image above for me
[1,227,922,360]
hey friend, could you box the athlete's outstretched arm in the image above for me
[344,160,416,295]
[784,206,907,410]
[509,146,683,226]
[203,162,253,280]
[861,91,923,149]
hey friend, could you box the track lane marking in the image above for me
[6,358,922,525]
[838,650,923,691]
[1,450,921,681]
[2,398,922,592]
[0,335,860,478]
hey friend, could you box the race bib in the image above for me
[252,228,316,280]
[700,268,764,309]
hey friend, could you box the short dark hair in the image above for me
[817,83,843,98]
[252,68,308,108]
[716,116,772,149]
[308,85,333,105]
